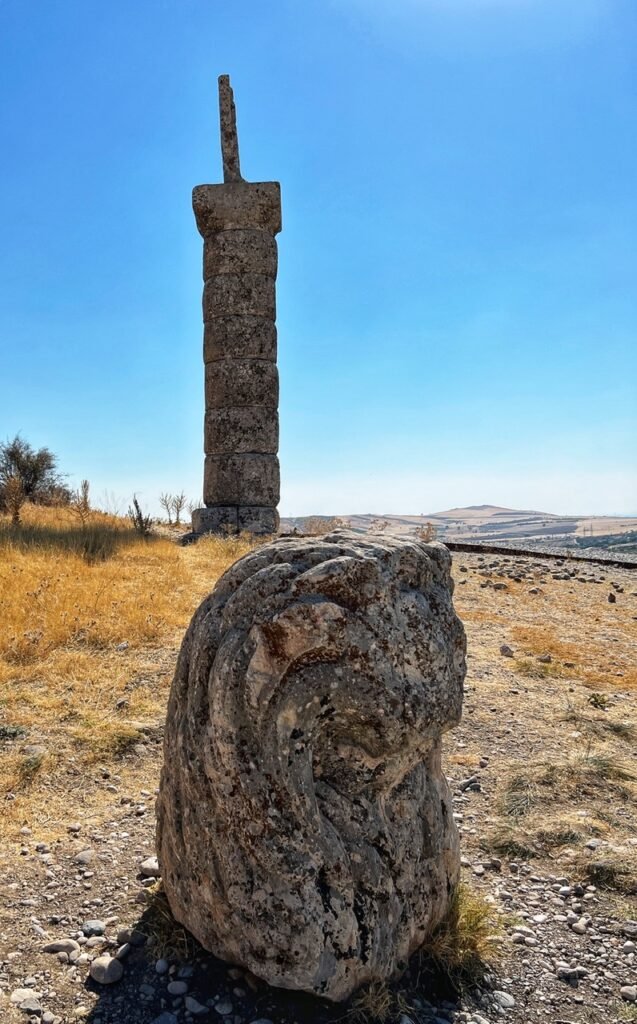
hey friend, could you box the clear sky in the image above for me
[1,0,635,517]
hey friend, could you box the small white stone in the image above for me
[140,855,160,878]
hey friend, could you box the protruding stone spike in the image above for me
[218,74,243,183]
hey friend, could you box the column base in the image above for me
[192,505,279,537]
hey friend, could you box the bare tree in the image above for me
[159,492,174,524]
[187,498,204,520]
[4,475,25,525]
[71,479,91,526]
[171,491,186,526]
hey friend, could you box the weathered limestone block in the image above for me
[193,181,282,235]
[237,505,280,535]
[205,408,278,455]
[203,274,275,320]
[204,453,280,507]
[204,229,278,279]
[191,506,238,534]
[205,359,279,409]
[157,531,466,1001]
[203,317,277,364]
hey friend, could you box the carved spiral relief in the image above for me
[156,531,466,1000]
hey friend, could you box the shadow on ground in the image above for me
[0,521,154,561]
[81,892,468,1024]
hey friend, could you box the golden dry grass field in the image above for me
[0,505,255,846]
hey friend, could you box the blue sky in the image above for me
[0,0,635,516]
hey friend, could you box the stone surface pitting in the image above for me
[204,453,280,507]
[204,408,279,456]
[193,76,281,536]
[157,531,466,1000]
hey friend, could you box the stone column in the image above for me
[192,75,281,537]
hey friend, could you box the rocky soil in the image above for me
[1,550,636,1024]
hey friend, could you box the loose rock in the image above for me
[89,955,124,985]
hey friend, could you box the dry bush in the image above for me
[71,479,91,526]
[416,521,437,542]
[348,884,499,1022]
[485,747,637,890]
[128,495,153,536]
[349,981,395,1023]
[301,515,348,536]
[4,475,25,524]
[420,882,501,989]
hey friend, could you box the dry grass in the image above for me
[420,883,501,989]
[511,621,637,690]
[347,884,499,1022]
[137,882,198,961]
[0,507,258,845]
[348,982,395,1023]
[501,750,637,821]
[480,748,637,892]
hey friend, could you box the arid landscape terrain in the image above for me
[1,507,636,1024]
[283,506,637,558]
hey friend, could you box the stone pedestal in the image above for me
[192,79,281,537]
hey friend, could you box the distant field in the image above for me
[282,504,637,556]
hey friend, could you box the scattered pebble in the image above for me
[89,955,124,985]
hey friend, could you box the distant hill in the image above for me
[281,506,637,555]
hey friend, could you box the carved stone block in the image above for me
[204,453,280,507]
[157,532,466,1000]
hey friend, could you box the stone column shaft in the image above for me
[192,80,281,536]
